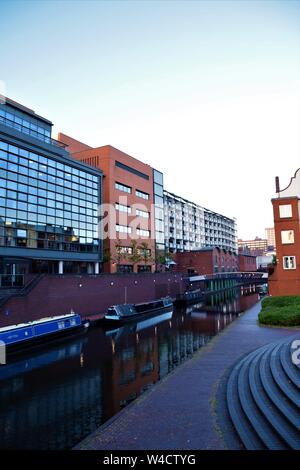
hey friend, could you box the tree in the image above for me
[155,249,175,272]
[138,241,153,266]
[114,238,127,266]
[104,237,128,271]
[128,240,142,266]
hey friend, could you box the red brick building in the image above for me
[238,254,257,272]
[173,247,239,275]
[58,133,156,274]
[269,170,300,296]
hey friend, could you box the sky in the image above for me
[0,0,299,239]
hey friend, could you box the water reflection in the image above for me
[0,290,259,449]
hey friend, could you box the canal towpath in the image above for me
[74,300,299,450]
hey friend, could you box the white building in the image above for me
[164,190,237,254]
[204,208,237,252]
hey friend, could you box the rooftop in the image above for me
[1,96,53,126]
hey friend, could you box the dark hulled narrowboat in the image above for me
[103,297,173,325]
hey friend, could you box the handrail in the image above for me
[0,273,45,308]
[0,274,25,288]
[188,272,267,282]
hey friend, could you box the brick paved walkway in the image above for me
[75,300,299,450]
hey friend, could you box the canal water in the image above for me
[0,289,259,449]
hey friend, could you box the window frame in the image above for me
[283,256,296,270]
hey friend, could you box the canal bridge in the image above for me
[188,271,268,287]
[176,272,268,305]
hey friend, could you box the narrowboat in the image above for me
[0,336,87,380]
[103,297,173,325]
[105,309,173,339]
[0,313,89,353]
[175,289,203,305]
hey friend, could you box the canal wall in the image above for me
[0,272,185,327]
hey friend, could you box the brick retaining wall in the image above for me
[0,273,186,327]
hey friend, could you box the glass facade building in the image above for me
[0,98,102,279]
[153,169,165,257]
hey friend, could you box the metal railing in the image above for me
[188,272,267,282]
[0,274,45,308]
[0,115,67,149]
[0,274,25,288]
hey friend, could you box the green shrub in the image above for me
[259,295,300,326]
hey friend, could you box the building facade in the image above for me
[203,208,237,252]
[238,254,257,272]
[152,169,165,260]
[0,98,102,281]
[237,236,268,256]
[173,247,239,275]
[269,170,300,296]
[164,190,237,254]
[164,191,205,253]
[256,255,274,272]
[265,227,276,250]
[58,133,159,273]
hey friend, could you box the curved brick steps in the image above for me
[226,335,300,450]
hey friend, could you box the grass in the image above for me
[259,295,300,327]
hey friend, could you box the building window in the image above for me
[136,228,150,237]
[16,229,27,247]
[137,248,151,256]
[0,140,100,254]
[281,230,294,245]
[136,189,149,200]
[119,246,133,255]
[136,208,149,218]
[116,203,131,214]
[153,169,163,185]
[115,182,132,194]
[117,264,134,274]
[116,224,132,234]
[115,161,149,180]
[137,265,151,273]
[279,204,292,218]
[283,256,296,270]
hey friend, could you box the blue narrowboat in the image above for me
[0,337,87,381]
[0,313,89,353]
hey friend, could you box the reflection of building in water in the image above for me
[206,289,259,315]
[0,292,260,450]
[107,329,160,416]
[237,291,260,312]
[0,338,103,450]
[157,310,234,379]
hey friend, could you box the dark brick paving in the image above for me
[74,301,299,450]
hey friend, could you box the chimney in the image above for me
[275,176,280,194]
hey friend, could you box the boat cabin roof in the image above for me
[0,313,79,333]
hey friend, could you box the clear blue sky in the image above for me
[1,0,300,239]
